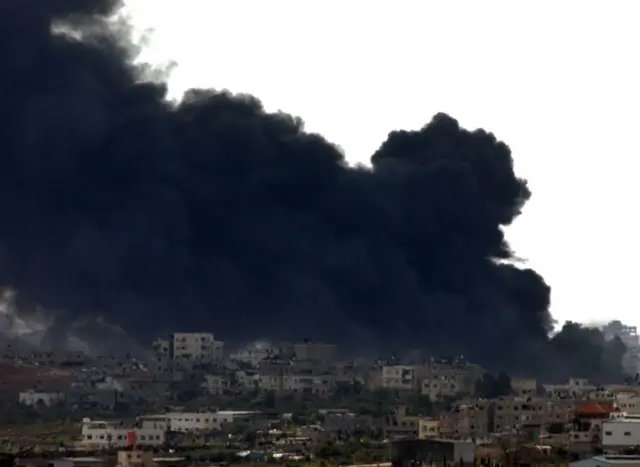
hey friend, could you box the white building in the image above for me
[543,378,597,398]
[19,389,65,407]
[80,419,165,448]
[602,417,640,448]
[139,411,256,433]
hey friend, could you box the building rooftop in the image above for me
[575,402,614,415]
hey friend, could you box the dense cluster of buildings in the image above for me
[1,321,640,456]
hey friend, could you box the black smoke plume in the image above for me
[0,0,626,380]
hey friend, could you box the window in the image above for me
[605,431,612,436]
[625,432,631,436]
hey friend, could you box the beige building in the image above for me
[169,332,224,363]
[439,399,490,439]
[492,396,560,434]
[385,406,438,440]
[422,373,466,402]
[282,374,335,396]
[615,390,640,414]
[418,419,441,438]
[256,360,335,396]
[382,365,423,391]
[439,396,574,440]
[152,333,224,371]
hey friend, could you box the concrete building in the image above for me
[79,419,165,448]
[418,419,441,439]
[152,332,224,372]
[421,358,477,401]
[603,418,640,449]
[385,406,439,440]
[421,373,463,402]
[383,365,421,392]
[616,390,640,414]
[439,400,490,439]
[492,395,570,434]
[139,410,256,433]
[169,333,224,363]
[511,378,537,397]
[570,402,615,445]
[543,378,597,398]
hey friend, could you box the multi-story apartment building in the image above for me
[151,332,224,371]
[439,399,491,439]
[543,378,597,398]
[139,410,255,433]
[169,333,224,362]
[80,419,165,448]
[615,389,640,414]
[421,357,477,401]
[256,358,335,396]
[439,395,576,440]
[492,395,572,435]
[382,365,423,392]
[385,406,440,440]
[511,378,537,397]
[603,321,640,375]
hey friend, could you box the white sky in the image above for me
[123,0,640,329]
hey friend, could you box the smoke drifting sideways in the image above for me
[0,0,625,381]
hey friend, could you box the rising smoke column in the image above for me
[0,0,625,380]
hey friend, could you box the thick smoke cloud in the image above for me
[0,0,625,381]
